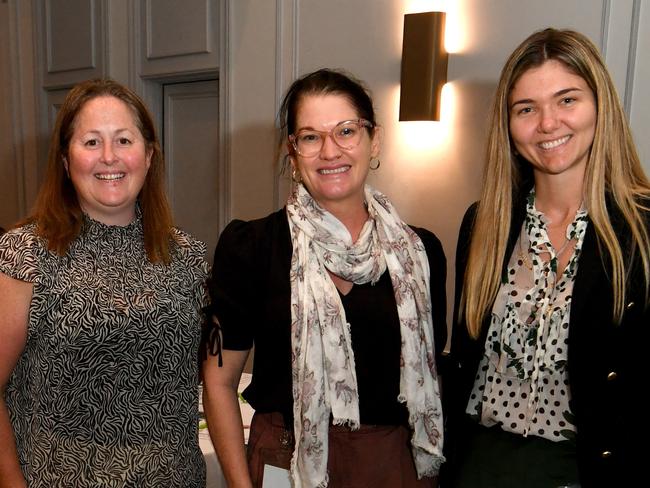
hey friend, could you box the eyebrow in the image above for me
[80,128,133,135]
[295,119,358,132]
[510,87,584,108]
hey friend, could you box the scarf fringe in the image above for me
[415,454,445,479]
[331,417,359,430]
[315,476,329,488]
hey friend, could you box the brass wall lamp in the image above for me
[399,11,448,121]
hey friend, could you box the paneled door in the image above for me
[163,79,220,262]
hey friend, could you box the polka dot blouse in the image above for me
[466,191,589,442]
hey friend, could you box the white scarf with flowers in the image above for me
[286,183,444,488]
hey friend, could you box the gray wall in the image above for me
[0,0,225,247]
[0,0,39,227]
[2,0,648,338]
[223,0,650,340]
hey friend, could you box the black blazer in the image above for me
[442,195,650,487]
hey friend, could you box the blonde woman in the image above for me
[442,28,650,487]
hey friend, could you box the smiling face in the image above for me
[65,96,152,226]
[508,59,597,186]
[290,93,380,212]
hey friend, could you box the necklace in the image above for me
[517,238,533,271]
[517,229,573,271]
[553,236,573,258]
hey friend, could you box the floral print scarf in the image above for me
[286,183,444,487]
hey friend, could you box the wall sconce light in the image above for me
[399,11,448,121]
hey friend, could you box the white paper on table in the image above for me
[239,372,254,443]
[262,464,291,488]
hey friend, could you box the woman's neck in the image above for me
[533,172,585,224]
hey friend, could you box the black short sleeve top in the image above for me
[208,208,447,425]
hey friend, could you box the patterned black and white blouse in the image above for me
[0,214,209,487]
[466,191,589,443]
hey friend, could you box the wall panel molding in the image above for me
[601,0,648,171]
[145,0,210,59]
[3,0,39,221]
[139,0,218,77]
[275,0,298,109]
[218,0,231,231]
[273,0,298,209]
[45,0,95,73]
[601,0,639,115]
[39,0,106,88]
[623,0,641,112]
[162,80,220,256]
[1,0,21,225]
[628,1,650,171]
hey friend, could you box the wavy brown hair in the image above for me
[462,28,650,338]
[26,78,175,263]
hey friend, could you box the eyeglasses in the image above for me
[289,119,374,157]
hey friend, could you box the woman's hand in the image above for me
[202,348,253,488]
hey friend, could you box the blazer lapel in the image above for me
[570,220,603,322]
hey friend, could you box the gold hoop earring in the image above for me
[370,159,381,170]
[291,166,302,183]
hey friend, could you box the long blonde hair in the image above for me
[462,28,650,338]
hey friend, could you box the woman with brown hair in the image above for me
[203,68,447,488]
[442,28,650,487]
[0,79,209,487]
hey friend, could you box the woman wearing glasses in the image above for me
[202,69,447,488]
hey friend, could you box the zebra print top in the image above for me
[0,214,209,487]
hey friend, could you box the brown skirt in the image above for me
[247,412,437,488]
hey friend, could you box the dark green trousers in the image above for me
[446,423,579,488]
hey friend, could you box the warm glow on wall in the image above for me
[405,0,465,53]
[396,1,465,152]
[443,1,465,53]
[398,0,466,127]
[405,0,445,14]
[394,83,455,156]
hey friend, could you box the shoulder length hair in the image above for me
[27,78,175,264]
[462,27,650,338]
